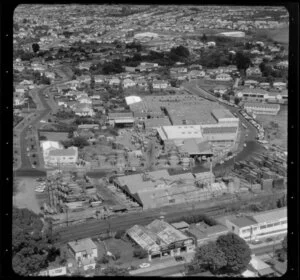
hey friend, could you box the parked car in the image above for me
[139,263,150,268]
[175,256,185,262]
[251,239,262,245]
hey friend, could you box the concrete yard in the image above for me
[13,177,41,214]
[256,106,287,150]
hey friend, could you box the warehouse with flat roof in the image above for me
[211,108,239,124]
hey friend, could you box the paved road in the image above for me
[16,67,73,174]
[253,243,282,256]
[182,80,264,171]
[134,263,186,276]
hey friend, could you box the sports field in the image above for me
[254,27,289,45]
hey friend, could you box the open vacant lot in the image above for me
[13,177,41,214]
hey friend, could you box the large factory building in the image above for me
[113,169,228,210]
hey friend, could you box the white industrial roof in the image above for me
[41,140,63,151]
[125,95,142,105]
[158,125,202,141]
[252,207,287,224]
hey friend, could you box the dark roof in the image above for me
[230,216,257,228]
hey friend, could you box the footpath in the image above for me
[129,251,195,276]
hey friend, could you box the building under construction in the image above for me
[113,168,233,210]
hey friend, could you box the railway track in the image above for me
[55,206,224,245]
[54,191,285,245]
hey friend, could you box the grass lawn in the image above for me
[104,238,136,265]
[39,131,69,142]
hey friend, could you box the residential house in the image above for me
[152,80,170,90]
[68,238,97,271]
[170,67,188,75]
[56,83,71,94]
[90,93,101,100]
[213,85,228,96]
[122,78,136,88]
[246,67,262,77]
[44,71,56,80]
[72,103,95,117]
[136,79,148,89]
[243,255,275,277]
[65,80,80,90]
[14,92,25,106]
[259,82,270,90]
[15,84,27,94]
[275,61,288,70]
[77,95,92,104]
[77,75,91,85]
[215,73,232,81]
[109,77,121,87]
[31,62,47,72]
[273,82,287,91]
[20,80,34,86]
[78,61,92,70]
[189,64,203,70]
[93,75,106,84]
[188,70,206,80]
[252,57,263,66]
[244,80,259,88]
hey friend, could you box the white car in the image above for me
[35,188,45,192]
[139,263,150,268]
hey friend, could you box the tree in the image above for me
[222,94,230,102]
[192,242,227,274]
[235,51,251,74]
[72,137,89,148]
[32,43,40,53]
[12,207,60,276]
[216,233,251,274]
[133,248,148,259]
[201,33,208,42]
[114,229,126,239]
[98,255,109,264]
[234,97,241,105]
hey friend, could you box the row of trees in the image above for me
[187,233,251,275]
[61,136,89,149]
[169,213,218,226]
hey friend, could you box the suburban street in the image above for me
[15,66,73,176]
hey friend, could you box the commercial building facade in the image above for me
[225,207,287,242]
[126,219,195,261]
[244,102,281,115]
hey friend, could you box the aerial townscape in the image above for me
[12,4,288,277]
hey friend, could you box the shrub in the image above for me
[115,230,125,239]
[133,248,148,259]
